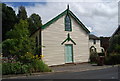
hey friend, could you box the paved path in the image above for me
[50,63,115,72]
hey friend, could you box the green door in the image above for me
[65,44,73,63]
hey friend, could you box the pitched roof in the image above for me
[89,34,100,40]
[31,8,90,36]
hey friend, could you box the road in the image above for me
[11,66,119,79]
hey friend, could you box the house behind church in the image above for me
[89,34,104,54]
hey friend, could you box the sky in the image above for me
[2,0,120,37]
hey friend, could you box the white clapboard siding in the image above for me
[42,15,89,66]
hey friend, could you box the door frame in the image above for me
[64,44,74,63]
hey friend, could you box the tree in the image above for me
[3,19,36,58]
[108,35,120,53]
[27,13,42,34]
[2,3,17,41]
[17,6,27,20]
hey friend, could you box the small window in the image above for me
[65,15,72,31]
[93,39,96,44]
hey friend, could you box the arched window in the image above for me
[65,15,72,31]
[90,46,97,53]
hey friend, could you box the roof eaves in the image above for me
[68,10,90,33]
[30,9,90,36]
[41,10,67,30]
[30,9,67,37]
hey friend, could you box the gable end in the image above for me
[31,8,90,36]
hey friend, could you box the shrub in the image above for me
[105,53,120,65]
[2,63,11,75]
[19,52,34,64]
[21,64,30,74]
[105,56,113,65]
[43,64,52,72]
[108,35,120,53]
[89,52,98,63]
[10,62,22,74]
[2,62,31,75]
[31,59,51,72]
[2,62,22,75]
[2,55,52,75]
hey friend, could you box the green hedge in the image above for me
[105,53,120,65]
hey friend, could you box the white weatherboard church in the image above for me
[32,5,91,66]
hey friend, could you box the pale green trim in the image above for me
[61,33,76,45]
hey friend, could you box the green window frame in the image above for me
[65,15,72,31]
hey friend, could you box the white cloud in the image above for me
[69,2,118,37]
[5,1,118,37]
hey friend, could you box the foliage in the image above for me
[106,34,120,65]
[6,19,29,39]
[2,3,17,40]
[108,35,120,53]
[2,19,36,58]
[90,52,105,65]
[31,59,52,72]
[105,53,120,65]
[19,53,51,72]
[27,13,42,34]
[17,6,27,20]
[2,39,19,56]
[2,61,33,75]
[21,64,30,74]
[19,52,34,64]
[89,52,98,63]
[2,57,52,75]
[2,62,22,75]
[2,4,51,75]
